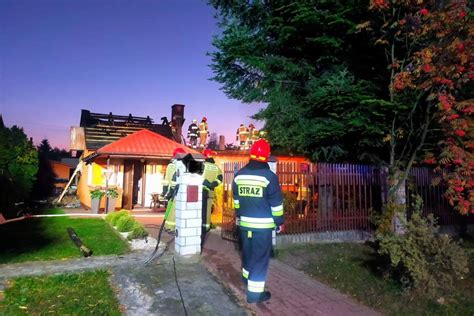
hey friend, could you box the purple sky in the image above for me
[0,0,264,149]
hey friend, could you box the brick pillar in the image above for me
[175,173,203,256]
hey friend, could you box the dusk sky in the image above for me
[0,0,264,149]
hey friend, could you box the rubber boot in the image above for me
[247,291,271,304]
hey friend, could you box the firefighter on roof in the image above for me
[199,117,209,149]
[232,139,285,303]
[187,119,199,148]
[163,148,186,232]
[201,149,223,249]
[236,124,250,150]
[248,123,259,147]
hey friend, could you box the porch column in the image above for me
[175,173,203,256]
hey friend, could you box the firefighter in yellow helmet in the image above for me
[236,124,250,150]
[199,117,209,148]
[201,148,223,248]
[248,123,259,148]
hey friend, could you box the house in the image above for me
[70,105,197,211]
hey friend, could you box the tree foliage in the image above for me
[0,125,38,215]
[365,0,473,213]
[209,0,392,162]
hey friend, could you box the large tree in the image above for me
[364,0,473,213]
[0,125,38,217]
[209,0,392,162]
[209,0,472,211]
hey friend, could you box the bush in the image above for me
[115,214,135,232]
[376,211,469,298]
[127,222,149,240]
[105,210,130,226]
[282,191,297,214]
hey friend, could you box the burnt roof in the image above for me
[80,109,174,150]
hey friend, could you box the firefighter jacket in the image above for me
[236,125,249,141]
[232,160,284,231]
[202,161,223,191]
[187,123,199,138]
[162,160,185,198]
[250,128,259,141]
[199,121,208,135]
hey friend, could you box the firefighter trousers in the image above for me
[240,229,272,300]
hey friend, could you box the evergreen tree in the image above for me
[209,0,392,162]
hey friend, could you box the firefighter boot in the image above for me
[247,291,271,304]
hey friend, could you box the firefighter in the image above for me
[258,129,267,140]
[236,124,250,150]
[163,148,186,232]
[201,149,223,249]
[232,139,285,303]
[187,119,199,148]
[199,117,209,148]
[248,123,259,148]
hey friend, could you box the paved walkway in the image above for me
[202,230,380,316]
[0,247,248,315]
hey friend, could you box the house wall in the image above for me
[77,152,124,210]
[77,152,167,210]
[50,161,71,189]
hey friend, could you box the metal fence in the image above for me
[221,161,462,241]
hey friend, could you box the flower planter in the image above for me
[107,198,117,213]
[91,198,101,214]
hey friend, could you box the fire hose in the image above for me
[143,188,177,264]
[143,187,188,315]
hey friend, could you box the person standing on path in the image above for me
[201,149,223,249]
[232,139,285,303]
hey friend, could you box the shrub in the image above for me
[105,209,130,226]
[376,211,469,298]
[127,222,149,240]
[115,213,135,232]
[282,191,297,214]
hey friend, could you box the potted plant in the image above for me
[105,186,119,213]
[89,187,104,214]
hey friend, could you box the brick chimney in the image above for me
[171,104,185,143]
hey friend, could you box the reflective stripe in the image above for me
[272,210,284,216]
[240,221,275,229]
[234,200,240,209]
[240,215,275,229]
[235,180,267,188]
[272,205,284,216]
[234,175,269,187]
[250,154,267,161]
[240,216,274,223]
[248,280,265,293]
[271,205,283,212]
[247,231,252,238]
[242,268,249,279]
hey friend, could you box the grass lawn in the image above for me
[0,215,130,264]
[0,270,121,315]
[277,237,474,316]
